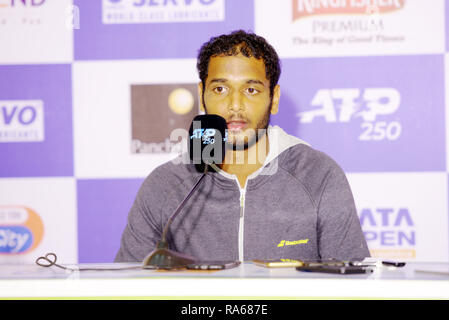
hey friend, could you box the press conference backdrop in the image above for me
[0,0,448,264]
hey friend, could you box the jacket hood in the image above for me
[210,125,309,183]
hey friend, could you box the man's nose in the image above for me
[228,90,243,112]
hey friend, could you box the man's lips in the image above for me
[227,120,247,131]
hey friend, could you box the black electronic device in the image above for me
[186,261,241,270]
[142,114,228,270]
[382,260,406,267]
[188,113,227,172]
[296,265,373,274]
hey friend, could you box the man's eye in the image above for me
[213,86,227,94]
[245,87,259,95]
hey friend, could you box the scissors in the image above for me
[35,252,68,270]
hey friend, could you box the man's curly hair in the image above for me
[197,30,281,98]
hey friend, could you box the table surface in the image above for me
[1,260,449,299]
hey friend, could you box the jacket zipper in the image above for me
[238,186,246,262]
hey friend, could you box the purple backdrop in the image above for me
[77,178,144,263]
[272,55,446,173]
[74,0,254,60]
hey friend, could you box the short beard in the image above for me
[202,90,273,151]
[227,102,272,151]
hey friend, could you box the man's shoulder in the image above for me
[268,126,336,171]
[277,143,346,186]
[275,143,349,205]
[280,142,340,169]
[140,155,199,191]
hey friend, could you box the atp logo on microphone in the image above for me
[0,206,44,254]
[0,100,45,142]
[190,128,227,145]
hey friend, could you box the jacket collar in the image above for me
[210,125,309,184]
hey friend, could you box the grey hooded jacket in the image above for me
[115,126,370,263]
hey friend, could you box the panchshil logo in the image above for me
[0,206,44,254]
[130,83,198,154]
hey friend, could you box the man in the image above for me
[115,30,370,263]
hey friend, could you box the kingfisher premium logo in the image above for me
[0,100,45,142]
[102,0,225,24]
[256,0,441,58]
[131,83,198,153]
[291,0,407,46]
[293,0,405,21]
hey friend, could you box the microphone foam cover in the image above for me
[188,114,227,166]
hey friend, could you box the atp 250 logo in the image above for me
[298,88,401,141]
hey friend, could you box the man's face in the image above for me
[199,54,280,149]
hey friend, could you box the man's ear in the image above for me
[198,82,205,112]
[270,84,280,115]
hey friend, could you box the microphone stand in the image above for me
[142,165,209,269]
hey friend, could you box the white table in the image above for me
[1,261,449,299]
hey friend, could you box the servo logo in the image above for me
[0,100,45,142]
[297,88,401,142]
[359,207,416,259]
[0,206,44,254]
[292,0,405,21]
[102,0,225,24]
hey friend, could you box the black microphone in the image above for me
[189,113,227,172]
[142,114,227,269]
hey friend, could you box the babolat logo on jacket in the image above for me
[277,239,309,247]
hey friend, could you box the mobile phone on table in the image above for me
[301,260,346,267]
[186,260,241,270]
[296,265,373,274]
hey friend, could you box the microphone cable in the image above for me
[35,252,144,272]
